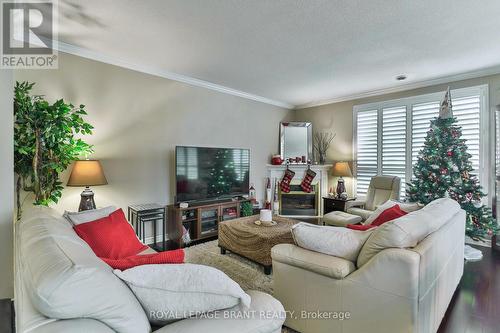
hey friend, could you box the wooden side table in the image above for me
[128,204,166,251]
[323,197,356,214]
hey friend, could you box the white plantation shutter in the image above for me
[411,101,440,166]
[382,106,407,197]
[453,95,480,172]
[354,85,487,199]
[356,110,378,196]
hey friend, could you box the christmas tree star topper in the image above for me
[439,86,453,119]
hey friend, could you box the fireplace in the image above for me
[267,164,329,218]
[279,183,319,216]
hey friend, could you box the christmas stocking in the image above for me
[280,168,295,193]
[301,168,317,193]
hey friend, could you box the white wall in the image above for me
[15,53,293,241]
[0,69,14,298]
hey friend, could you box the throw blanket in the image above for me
[101,249,185,270]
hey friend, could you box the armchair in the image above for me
[346,175,400,221]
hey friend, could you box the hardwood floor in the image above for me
[2,246,499,333]
[438,247,500,333]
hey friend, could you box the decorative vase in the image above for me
[318,151,326,164]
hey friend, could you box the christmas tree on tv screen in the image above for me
[207,149,237,197]
[406,88,498,241]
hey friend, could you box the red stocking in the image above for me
[280,168,295,193]
[301,168,317,193]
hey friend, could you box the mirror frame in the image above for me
[279,122,313,163]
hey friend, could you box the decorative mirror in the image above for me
[279,122,313,163]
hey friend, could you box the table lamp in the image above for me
[332,161,352,199]
[67,160,108,211]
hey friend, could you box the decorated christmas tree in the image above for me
[206,149,237,197]
[407,88,498,241]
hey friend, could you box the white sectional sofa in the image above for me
[14,206,285,333]
[272,198,466,333]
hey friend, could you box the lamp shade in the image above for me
[67,160,108,187]
[332,161,352,177]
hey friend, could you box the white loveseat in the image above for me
[15,206,285,333]
[272,198,465,333]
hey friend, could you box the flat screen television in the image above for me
[175,146,250,203]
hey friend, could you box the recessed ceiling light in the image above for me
[396,75,407,81]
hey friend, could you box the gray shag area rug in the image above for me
[184,240,296,333]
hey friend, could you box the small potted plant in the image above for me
[241,201,253,217]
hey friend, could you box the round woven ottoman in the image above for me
[323,211,363,227]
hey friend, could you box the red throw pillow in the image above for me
[74,208,148,259]
[370,205,408,227]
[347,224,377,231]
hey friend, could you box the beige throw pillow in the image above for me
[291,222,373,262]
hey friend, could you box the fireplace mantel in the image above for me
[267,164,330,218]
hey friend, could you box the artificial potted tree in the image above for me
[14,81,94,218]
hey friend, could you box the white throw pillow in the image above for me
[363,200,397,225]
[291,222,373,262]
[389,200,423,213]
[357,198,461,267]
[364,200,423,225]
[114,264,252,325]
[63,206,117,225]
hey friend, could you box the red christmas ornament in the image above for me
[447,151,453,157]
[440,168,448,175]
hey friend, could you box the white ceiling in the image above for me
[54,0,500,108]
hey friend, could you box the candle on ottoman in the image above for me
[260,209,273,222]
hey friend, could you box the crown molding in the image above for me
[50,39,294,109]
[42,38,500,111]
[295,65,500,109]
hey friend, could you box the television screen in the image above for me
[175,146,250,202]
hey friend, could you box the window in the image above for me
[355,110,378,195]
[354,85,488,199]
[382,106,407,197]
